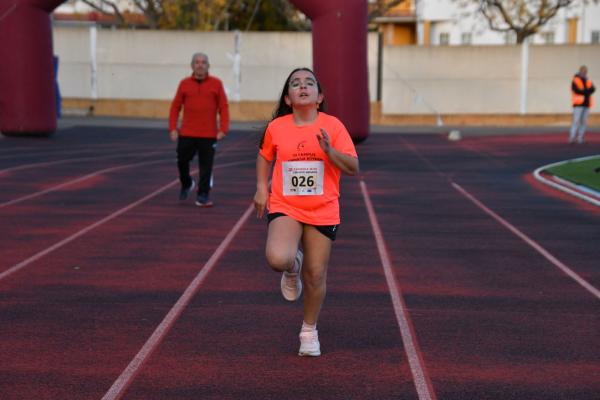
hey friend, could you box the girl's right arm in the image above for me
[254,154,272,218]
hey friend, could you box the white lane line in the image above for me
[0,150,164,176]
[0,181,176,282]
[0,158,170,208]
[360,180,437,400]
[400,137,599,299]
[0,160,253,283]
[452,182,600,300]
[0,4,17,22]
[0,144,151,159]
[101,203,254,400]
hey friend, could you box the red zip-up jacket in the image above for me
[169,74,229,138]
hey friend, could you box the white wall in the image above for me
[54,26,94,98]
[54,27,254,100]
[53,26,600,115]
[53,26,379,103]
[382,44,600,115]
[382,45,521,114]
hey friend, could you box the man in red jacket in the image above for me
[169,53,229,206]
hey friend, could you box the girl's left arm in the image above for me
[317,128,359,175]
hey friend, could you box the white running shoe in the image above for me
[298,330,321,356]
[280,250,303,301]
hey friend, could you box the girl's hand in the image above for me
[253,188,268,218]
[316,128,360,176]
[316,128,331,154]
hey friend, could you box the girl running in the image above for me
[254,68,359,356]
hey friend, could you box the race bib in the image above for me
[282,161,324,196]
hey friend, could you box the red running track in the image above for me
[0,124,598,399]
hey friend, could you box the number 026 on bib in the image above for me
[282,161,324,196]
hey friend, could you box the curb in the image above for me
[533,155,600,207]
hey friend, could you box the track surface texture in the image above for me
[0,121,598,400]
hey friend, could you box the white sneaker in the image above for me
[280,250,303,301]
[298,330,321,356]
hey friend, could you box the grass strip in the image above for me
[546,155,600,192]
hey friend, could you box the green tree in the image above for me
[368,0,407,21]
[76,0,310,31]
[225,0,309,31]
[161,0,231,30]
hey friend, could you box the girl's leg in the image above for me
[265,215,303,272]
[300,225,332,325]
[297,225,331,356]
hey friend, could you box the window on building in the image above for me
[439,32,450,45]
[541,32,555,44]
[461,33,472,45]
[592,31,600,44]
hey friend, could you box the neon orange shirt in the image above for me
[259,112,357,225]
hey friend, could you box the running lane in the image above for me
[357,132,599,399]
[2,126,598,399]
[112,176,420,400]
[0,128,260,399]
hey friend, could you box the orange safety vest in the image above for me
[572,76,594,107]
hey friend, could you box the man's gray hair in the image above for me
[191,52,209,65]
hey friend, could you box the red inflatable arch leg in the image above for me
[289,0,370,142]
[0,1,370,140]
[0,0,64,136]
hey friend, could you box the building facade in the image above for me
[374,0,600,46]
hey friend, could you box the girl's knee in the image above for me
[303,268,326,288]
[265,250,294,272]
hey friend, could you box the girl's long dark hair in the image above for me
[259,67,326,148]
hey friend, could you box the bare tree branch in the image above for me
[245,0,262,31]
[80,0,125,25]
[132,0,163,28]
[473,0,576,43]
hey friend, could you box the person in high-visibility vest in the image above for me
[569,65,595,144]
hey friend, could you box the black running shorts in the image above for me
[267,212,338,241]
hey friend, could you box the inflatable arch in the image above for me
[290,0,370,142]
[0,0,64,136]
[0,0,369,141]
